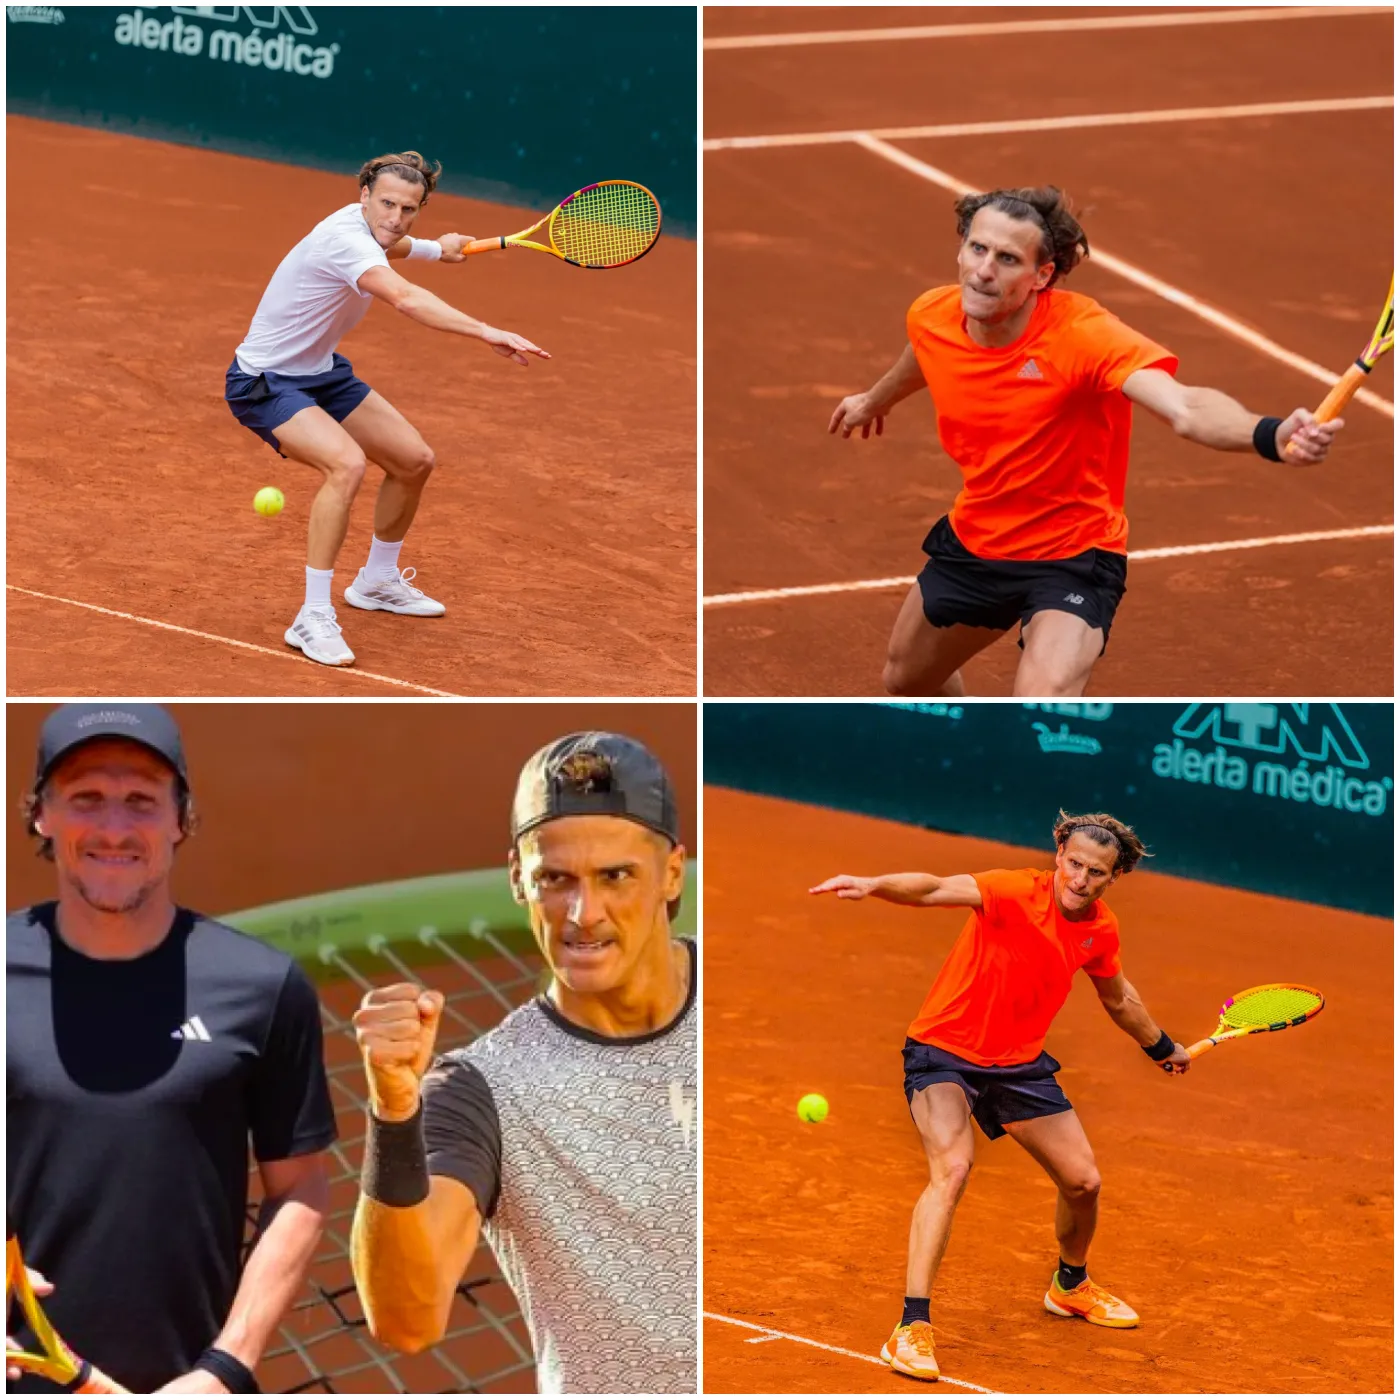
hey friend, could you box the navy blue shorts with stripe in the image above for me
[902,1037,1073,1141]
[225,352,372,457]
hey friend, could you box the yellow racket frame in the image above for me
[463,179,661,268]
[1186,981,1324,1060]
[6,1236,127,1393]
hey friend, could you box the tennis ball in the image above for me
[797,1092,829,1123]
[253,486,285,517]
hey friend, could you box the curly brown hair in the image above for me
[1052,809,1147,875]
[954,186,1089,288]
[358,151,441,204]
[21,782,197,862]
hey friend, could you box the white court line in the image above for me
[702,95,1393,149]
[702,525,1395,608]
[705,1311,998,1393]
[704,6,1384,50]
[850,133,1394,419]
[6,585,460,696]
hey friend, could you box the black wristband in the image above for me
[1252,416,1283,462]
[195,1347,260,1394]
[363,1103,430,1206]
[1143,1028,1175,1062]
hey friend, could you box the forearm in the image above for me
[1175,384,1265,451]
[869,872,944,906]
[213,1186,327,1369]
[866,344,927,414]
[397,286,488,338]
[1101,979,1164,1047]
[351,1192,458,1350]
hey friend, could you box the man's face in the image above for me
[956,207,1054,325]
[38,740,184,915]
[511,816,684,995]
[360,172,423,247]
[1052,831,1118,916]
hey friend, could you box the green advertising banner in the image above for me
[705,703,1394,916]
[6,5,697,231]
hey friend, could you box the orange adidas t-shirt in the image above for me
[906,286,1177,560]
[907,868,1123,1066]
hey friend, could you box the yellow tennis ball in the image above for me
[797,1093,829,1123]
[253,486,284,517]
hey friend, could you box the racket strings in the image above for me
[552,181,660,268]
[1222,985,1321,1029]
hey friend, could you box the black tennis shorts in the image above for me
[902,1037,1073,1141]
[916,516,1128,650]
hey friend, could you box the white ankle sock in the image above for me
[305,566,334,610]
[366,536,404,579]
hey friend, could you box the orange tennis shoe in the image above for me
[881,1320,940,1381]
[1043,1273,1140,1328]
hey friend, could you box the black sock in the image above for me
[901,1296,931,1327]
[1057,1259,1088,1290]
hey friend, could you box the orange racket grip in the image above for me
[73,1361,129,1395]
[463,236,514,255]
[1283,363,1364,459]
[1185,1036,1218,1060]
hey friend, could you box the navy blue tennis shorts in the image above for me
[902,1037,1073,1141]
[225,352,372,456]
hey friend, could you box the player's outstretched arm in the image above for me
[358,266,550,365]
[829,342,928,440]
[1087,970,1190,1075]
[1122,367,1341,463]
[810,872,983,908]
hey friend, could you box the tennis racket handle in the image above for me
[1283,363,1364,459]
[463,236,508,255]
[73,1358,129,1394]
[1185,1036,1219,1060]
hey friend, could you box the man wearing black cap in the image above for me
[351,732,697,1395]
[6,705,336,1394]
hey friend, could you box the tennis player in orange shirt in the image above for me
[828,186,1345,697]
[811,812,1190,1382]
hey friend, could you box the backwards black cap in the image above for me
[36,704,188,789]
[511,732,679,845]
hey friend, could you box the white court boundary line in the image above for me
[703,525,1395,607]
[703,96,1393,150]
[704,6,1385,50]
[7,585,461,696]
[704,1311,998,1393]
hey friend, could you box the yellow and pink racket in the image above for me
[6,1235,127,1393]
[1185,982,1324,1061]
[464,179,662,269]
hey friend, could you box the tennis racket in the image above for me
[1285,275,1394,460]
[1185,982,1324,1061]
[6,1235,127,1393]
[463,180,662,269]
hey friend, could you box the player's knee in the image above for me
[932,1154,973,1196]
[1063,1169,1101,1201]
[327,453,367,500]
[882,656,915,694]
[399,442,436,483]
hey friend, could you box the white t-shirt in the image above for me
[234,204,389,376]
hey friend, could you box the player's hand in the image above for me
[7,1267,54,1380]
[353,982,446,1121]
[1158,1043,1191,1075]
[481,324,552,366]
[156,1370,230,1393]
[829,393,884,440]
[1278,408,1343,464]
[809,874,878,900]
[436,233,474,262]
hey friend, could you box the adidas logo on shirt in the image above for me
[171,1015,212,1042]
[1018,358,1044,380]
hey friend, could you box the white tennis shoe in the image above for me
[285,605,355,667]
[344,566,446,617]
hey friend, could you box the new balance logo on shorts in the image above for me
[1064,592,1085,606]
[1018,358,1044,380]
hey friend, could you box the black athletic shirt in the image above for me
[5,903,336,1393]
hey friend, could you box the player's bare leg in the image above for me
[1003,1108,1100,1264]
[340,390,436,543]
[884,584,1004,696]
[1014,610,1103,697]
[273,405,368,569]
[905,1082,976,1292]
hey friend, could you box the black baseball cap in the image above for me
[35,704,188,789]
[511,731,679,845]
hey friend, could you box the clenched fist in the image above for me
[353,982,445,1121]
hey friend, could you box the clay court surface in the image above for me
[702,7,1394,696]
[703,787,1393,1393]
[7,118,695,696]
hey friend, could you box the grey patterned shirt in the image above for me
[423,941,697,1395]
